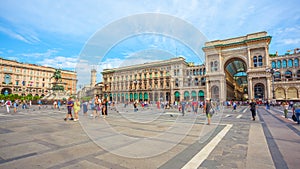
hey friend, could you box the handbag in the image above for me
[209,108,215,116]
[292,114,297,122]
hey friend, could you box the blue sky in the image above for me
[0,0,299,86]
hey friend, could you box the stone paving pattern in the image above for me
[0,104,299,169]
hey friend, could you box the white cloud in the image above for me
[38,56,77,69]
[21,49,59,58]
[279,39,300,45]
[0,26,32,44]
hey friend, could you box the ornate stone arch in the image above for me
[223,55,248,72]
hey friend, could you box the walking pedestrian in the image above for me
[181,100,186,116]
[53,100,57,109]
[82,100,88,116]
[204,98,212,125]
[38,99,42,110]
[192,100,198,114]
[57,100,61,111]
[266,100,270,110]
[282,102,289,118]
[13,100,18,113]
[73,98,80,121]
[102,98,108,118]
[64,97,74,121]
[5,100,11,113]
[232,101,237,112]
[292,102,300,124]
[92,95,101,118]
[249,99,257,121]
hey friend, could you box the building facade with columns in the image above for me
[0,57,77,97]
[90,31,300,103]
[203,31,300,102]
[101,57,206,103]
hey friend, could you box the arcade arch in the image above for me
[224,58,248,101]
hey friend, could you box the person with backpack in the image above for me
[5,100,11,113]
[249,99,257,121]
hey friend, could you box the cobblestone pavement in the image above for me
[0,104,299,169]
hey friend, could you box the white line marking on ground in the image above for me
[236,114,242,119]
[225,114,231,117]
[243,108,247,113]
[182,124,233,169]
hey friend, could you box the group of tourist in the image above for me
[63,97,81,122]
[1,99,32,113]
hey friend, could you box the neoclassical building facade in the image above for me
[101,57,206,103]
[203,31,300,102]
[0,58,77,97]
[89,31,300,103]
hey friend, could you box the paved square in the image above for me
[0,105,299,169]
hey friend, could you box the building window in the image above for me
[16,80,19,86]
[282,60,287,68]
[253,56,257,67]
[274,71,281,81]
[258,55,263,66]
[288,59,293,68]
[214,61,218,71]
[285,70,292,79]
[203,68,206,75]
[199,69,202,75]
[295,59,299,67]
[175,78,179,87]
[277,60,281,69]
[194,78,199,86]
[271,61,276,68]
[210,62,214,72]
[4,74,11,84]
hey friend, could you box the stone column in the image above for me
[266,77,272,100]
[248,77,253,100]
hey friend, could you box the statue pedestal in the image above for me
[42,82,70,100]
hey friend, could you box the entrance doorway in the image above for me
[224,59,248,101]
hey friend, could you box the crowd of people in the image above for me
[0,99,32,113]
[1,96,299,125]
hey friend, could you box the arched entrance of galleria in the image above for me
[203,31,272,102]
[224,59,248,101]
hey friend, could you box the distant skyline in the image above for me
[1,0,299,84]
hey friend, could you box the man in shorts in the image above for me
[64,97,74,121]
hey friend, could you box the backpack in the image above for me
[7,101,11,105]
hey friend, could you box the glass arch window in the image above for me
[253,56,257,67]
[271,61,276,68]
[285,70,292,78]
[258,55,263,66]
[277,60,281,69]
[295,58,299,67]
[199,69,202,75]
[288,59,293,67]
[282,60,287,68]
[203,68,206,75]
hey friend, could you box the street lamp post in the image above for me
[266,68,276,99]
